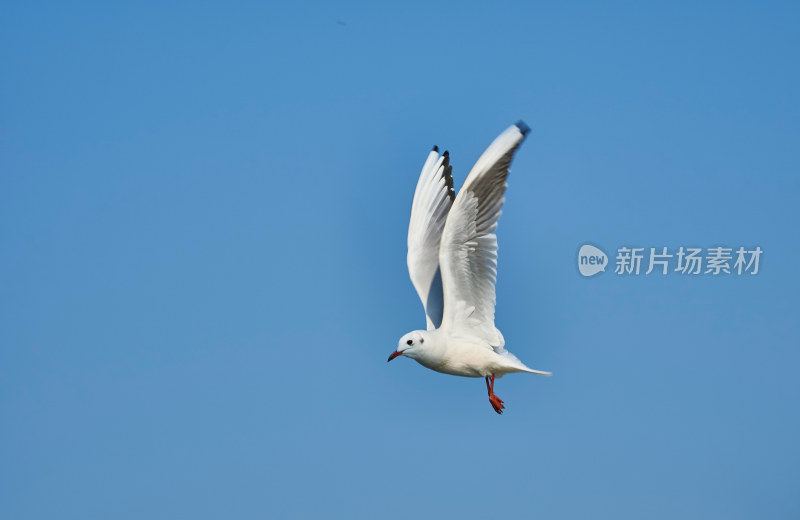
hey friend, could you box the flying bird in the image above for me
[388,121,551,414]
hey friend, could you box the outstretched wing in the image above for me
[407,146,455,330]
[439,122,530,346]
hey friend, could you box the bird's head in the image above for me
[387,331,427,362]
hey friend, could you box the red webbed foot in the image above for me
[489,393,505,414]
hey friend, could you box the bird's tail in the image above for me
[494,347,552,376]
[520,367,552,376]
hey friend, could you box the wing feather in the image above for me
[407,147,455,329]
[439,122,530,346]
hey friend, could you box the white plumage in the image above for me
[388,121,551,414]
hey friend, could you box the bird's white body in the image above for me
[389,121,550,413]
[400,329,550,378]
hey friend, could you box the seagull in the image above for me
[387,121,551,414]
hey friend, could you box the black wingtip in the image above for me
[432,145,439,152]
[515,120,531,136]
[443,150,449,157]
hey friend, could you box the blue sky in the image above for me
[2,1,799,518]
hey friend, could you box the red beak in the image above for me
[387,350,403,362]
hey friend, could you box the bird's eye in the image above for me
[420,338,424,344]
[406,339,413,346]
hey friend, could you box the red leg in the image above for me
[486,374,505,414]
